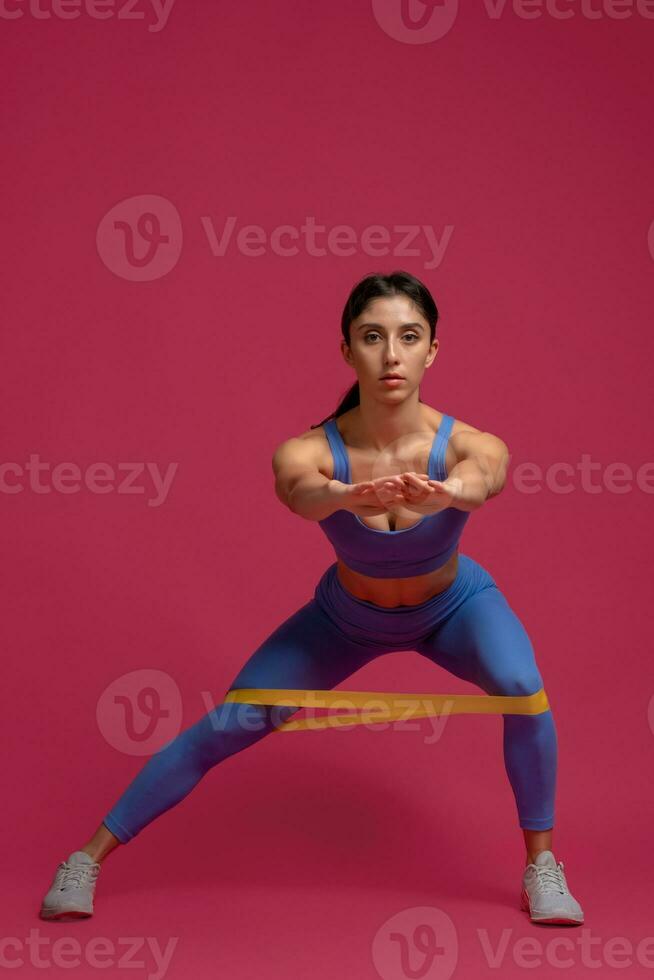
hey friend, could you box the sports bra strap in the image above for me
[326,414,454,484]
[428,414,454,480]
[323,418,350,483]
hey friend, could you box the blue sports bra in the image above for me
[318,414,471,578]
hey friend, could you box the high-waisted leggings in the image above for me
[102,554,557,842]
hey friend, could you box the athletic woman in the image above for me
[40,271,584,925]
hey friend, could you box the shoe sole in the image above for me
[520,888,584,925]
[40,907,93,921]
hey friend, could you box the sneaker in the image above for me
[520,850,584,925]
[40,851,101,921]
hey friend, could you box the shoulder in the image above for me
[449,421,510,463]
[424,406,481,438]
[272,422,333,479]
[450,416,481,437]
[433,408,509,464]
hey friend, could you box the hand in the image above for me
[340,479,394,517]
[342,473,430,516]
[381,471,463,516]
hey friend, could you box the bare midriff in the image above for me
[336,549,459,608]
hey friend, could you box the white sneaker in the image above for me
[40,851,101,921]
[521,849,584,925]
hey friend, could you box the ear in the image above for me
[425,338,439,369]
[341,340,354,368]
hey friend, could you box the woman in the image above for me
[40,271,584,925]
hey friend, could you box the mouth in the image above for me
[380,374,404,380]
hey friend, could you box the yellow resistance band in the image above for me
[223,687,550,733]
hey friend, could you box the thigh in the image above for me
[414,584,544,697]
[224,596,386,698]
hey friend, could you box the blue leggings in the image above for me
[102,554,557,843]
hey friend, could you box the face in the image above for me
[342,294,438,398]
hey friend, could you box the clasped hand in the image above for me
[351,471,462,516]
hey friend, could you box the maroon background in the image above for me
[2,1,652,977]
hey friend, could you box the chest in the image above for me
[320,433,436,532]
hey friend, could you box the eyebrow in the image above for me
[356,322,425,331]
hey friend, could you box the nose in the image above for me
[383,338,401,366]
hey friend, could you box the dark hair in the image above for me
[310,270,439,429]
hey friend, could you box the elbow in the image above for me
[286,484,304,516]
[274,482,296,514]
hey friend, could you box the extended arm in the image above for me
[272,438,343,520]
[272,437,391,522]
[445,430,510,511]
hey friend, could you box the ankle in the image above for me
[81,847,104,865]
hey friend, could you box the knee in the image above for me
[206,699,299,738]
[181,700,302,770]
[493,672,544,698]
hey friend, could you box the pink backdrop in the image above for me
[2,2,653,977]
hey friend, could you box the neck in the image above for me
[352,392,429,451]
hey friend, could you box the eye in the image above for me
[364,332,420,343]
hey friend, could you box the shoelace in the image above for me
[532,861,569,895]
[56,862,98,891]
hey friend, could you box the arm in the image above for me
[272,438,346,521]
[445,429,510,511]
[272,437,392,522]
